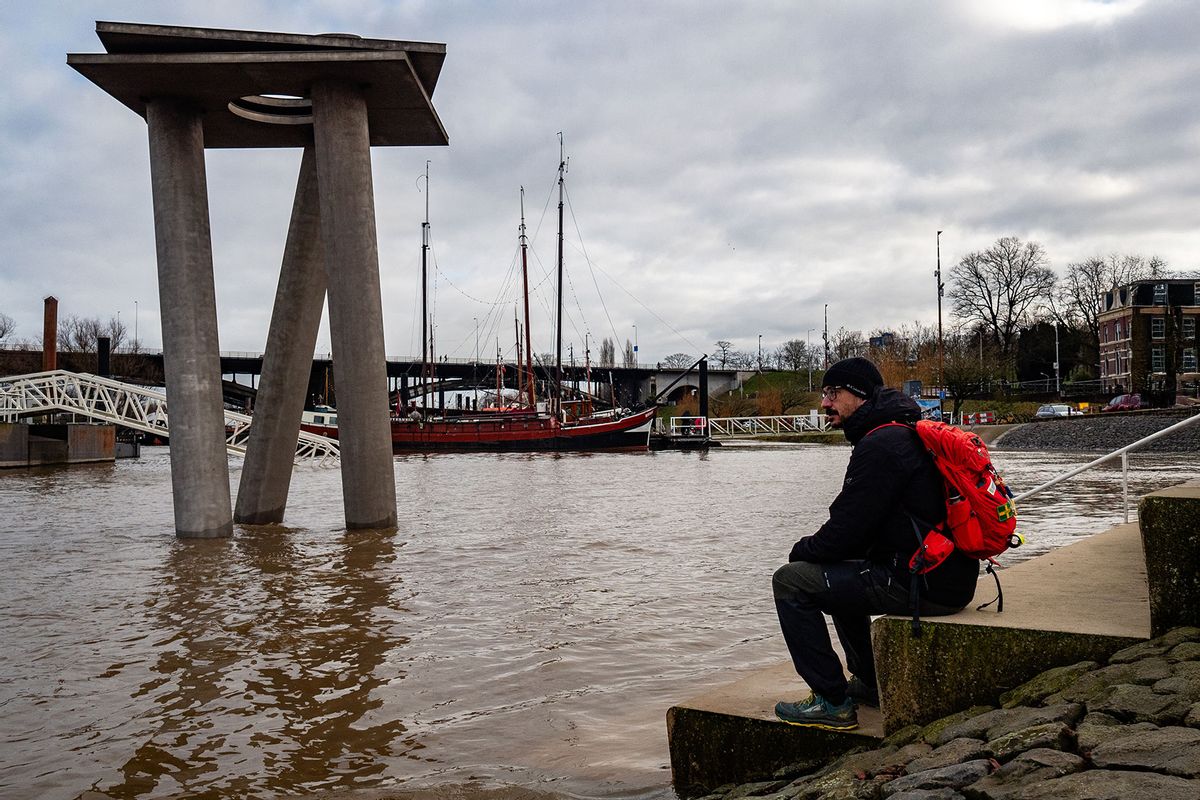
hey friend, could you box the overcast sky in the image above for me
[2,0,1197,364]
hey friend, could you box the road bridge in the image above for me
[0,349,748,408]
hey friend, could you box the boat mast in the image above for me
[554,134,566,419]
[513,309,522,408]
[519,187,538,409]
[421,160,431,412]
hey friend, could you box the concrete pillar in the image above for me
[311,79,397,529]
[42,296,57,371]
[235,147,327,524]
[145,100,233,538]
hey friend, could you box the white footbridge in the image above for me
[0,370,339,461]
[696,413,829,438]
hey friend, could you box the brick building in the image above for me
[1098,279,1200,394]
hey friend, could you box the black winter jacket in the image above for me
[789,387,978,608]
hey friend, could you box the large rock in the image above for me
[960,748,1084,799]
[929,704,1084,747]
[905,739,991,775]
[1089,725,1200,777]
[1108,628,1200,665]
[986,722,1074,762]
[1045,659,1172,705]
[999,661,1097,709]
[1087,683,1195,725]
[988,768,1200,799]
[882,761,991,796]
[888,790,965,800]
[1075,712,1158,754]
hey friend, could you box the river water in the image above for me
[0,444,1195,800]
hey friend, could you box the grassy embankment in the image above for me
[658,370,1042,443]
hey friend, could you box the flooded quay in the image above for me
[0,445,1194,800]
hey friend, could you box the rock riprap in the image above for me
[692,627,1200,800]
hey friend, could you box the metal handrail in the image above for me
[706,413,829,437]
[0,370,339,462]
[1012,411,1200,522]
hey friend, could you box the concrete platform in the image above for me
[667,522,1152,795]
[667,664,883,797]
[875,522,1150,732]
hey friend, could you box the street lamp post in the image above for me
[806,328,814,391]
[1054,320,1061,395]
[936,230,945,384]
[757,333,762,372]
[134,300,138,351]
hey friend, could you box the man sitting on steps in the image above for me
[772,357,978,730]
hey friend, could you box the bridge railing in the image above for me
[705,413,828,437]
[0,370,339,462]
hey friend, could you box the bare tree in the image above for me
[57,314,127,353]
[0,312,14,341]
[661,352,693,368]
[599,337,615,367]
[714,340,732,368]
[778,339,810,371]
[1056,253,1165,348]
[726,349,753,369]
[831,327,866,360]
[949,236,1056,366]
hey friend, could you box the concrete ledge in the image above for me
[1140,478,1200,636]
[874,521,1150,732]
[668,522,1153,794]
[667,663,883,797]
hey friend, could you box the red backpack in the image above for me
[870,420,1022,622]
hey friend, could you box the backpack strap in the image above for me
[976,559,1005,613]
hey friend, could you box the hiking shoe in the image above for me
[774,692,858,731]
[847,676,879,708]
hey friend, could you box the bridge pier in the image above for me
[146,100,232,538]
[235,147,327,525]
[312,80,397,530]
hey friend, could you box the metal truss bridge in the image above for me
[0,370,339,461]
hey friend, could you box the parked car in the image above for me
[1035,403,1079,418]
[1102,393,1143,412]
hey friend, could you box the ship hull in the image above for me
[302,407,656,453]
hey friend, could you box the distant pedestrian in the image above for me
[772,357,978,730]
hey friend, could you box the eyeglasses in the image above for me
[820,386,844,401]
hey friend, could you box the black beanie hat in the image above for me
[822,357,883,399]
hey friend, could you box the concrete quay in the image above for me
[667,479,1200,797]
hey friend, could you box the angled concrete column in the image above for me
[146,100,233,538]
[235,146,327,524]
[311,79,398,529]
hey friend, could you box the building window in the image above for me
[1154,283,1168,305]
[1184,317,1196,339]
[1152,347,1165,372]
[1116,320,1124,340]
[1152,317,1165,339]
[1184,348,1198,372]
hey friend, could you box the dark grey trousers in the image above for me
[772,559,961,704]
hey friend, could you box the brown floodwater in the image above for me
[0,444,1194,800]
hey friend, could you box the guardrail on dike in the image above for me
[0,370,339,462]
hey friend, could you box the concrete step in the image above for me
[667,521,1152,795]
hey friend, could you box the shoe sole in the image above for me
[776,718,859,731]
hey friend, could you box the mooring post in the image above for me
[311,79,398,529]
[145,100,233,538]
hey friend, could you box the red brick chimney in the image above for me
[42,296,57,371]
